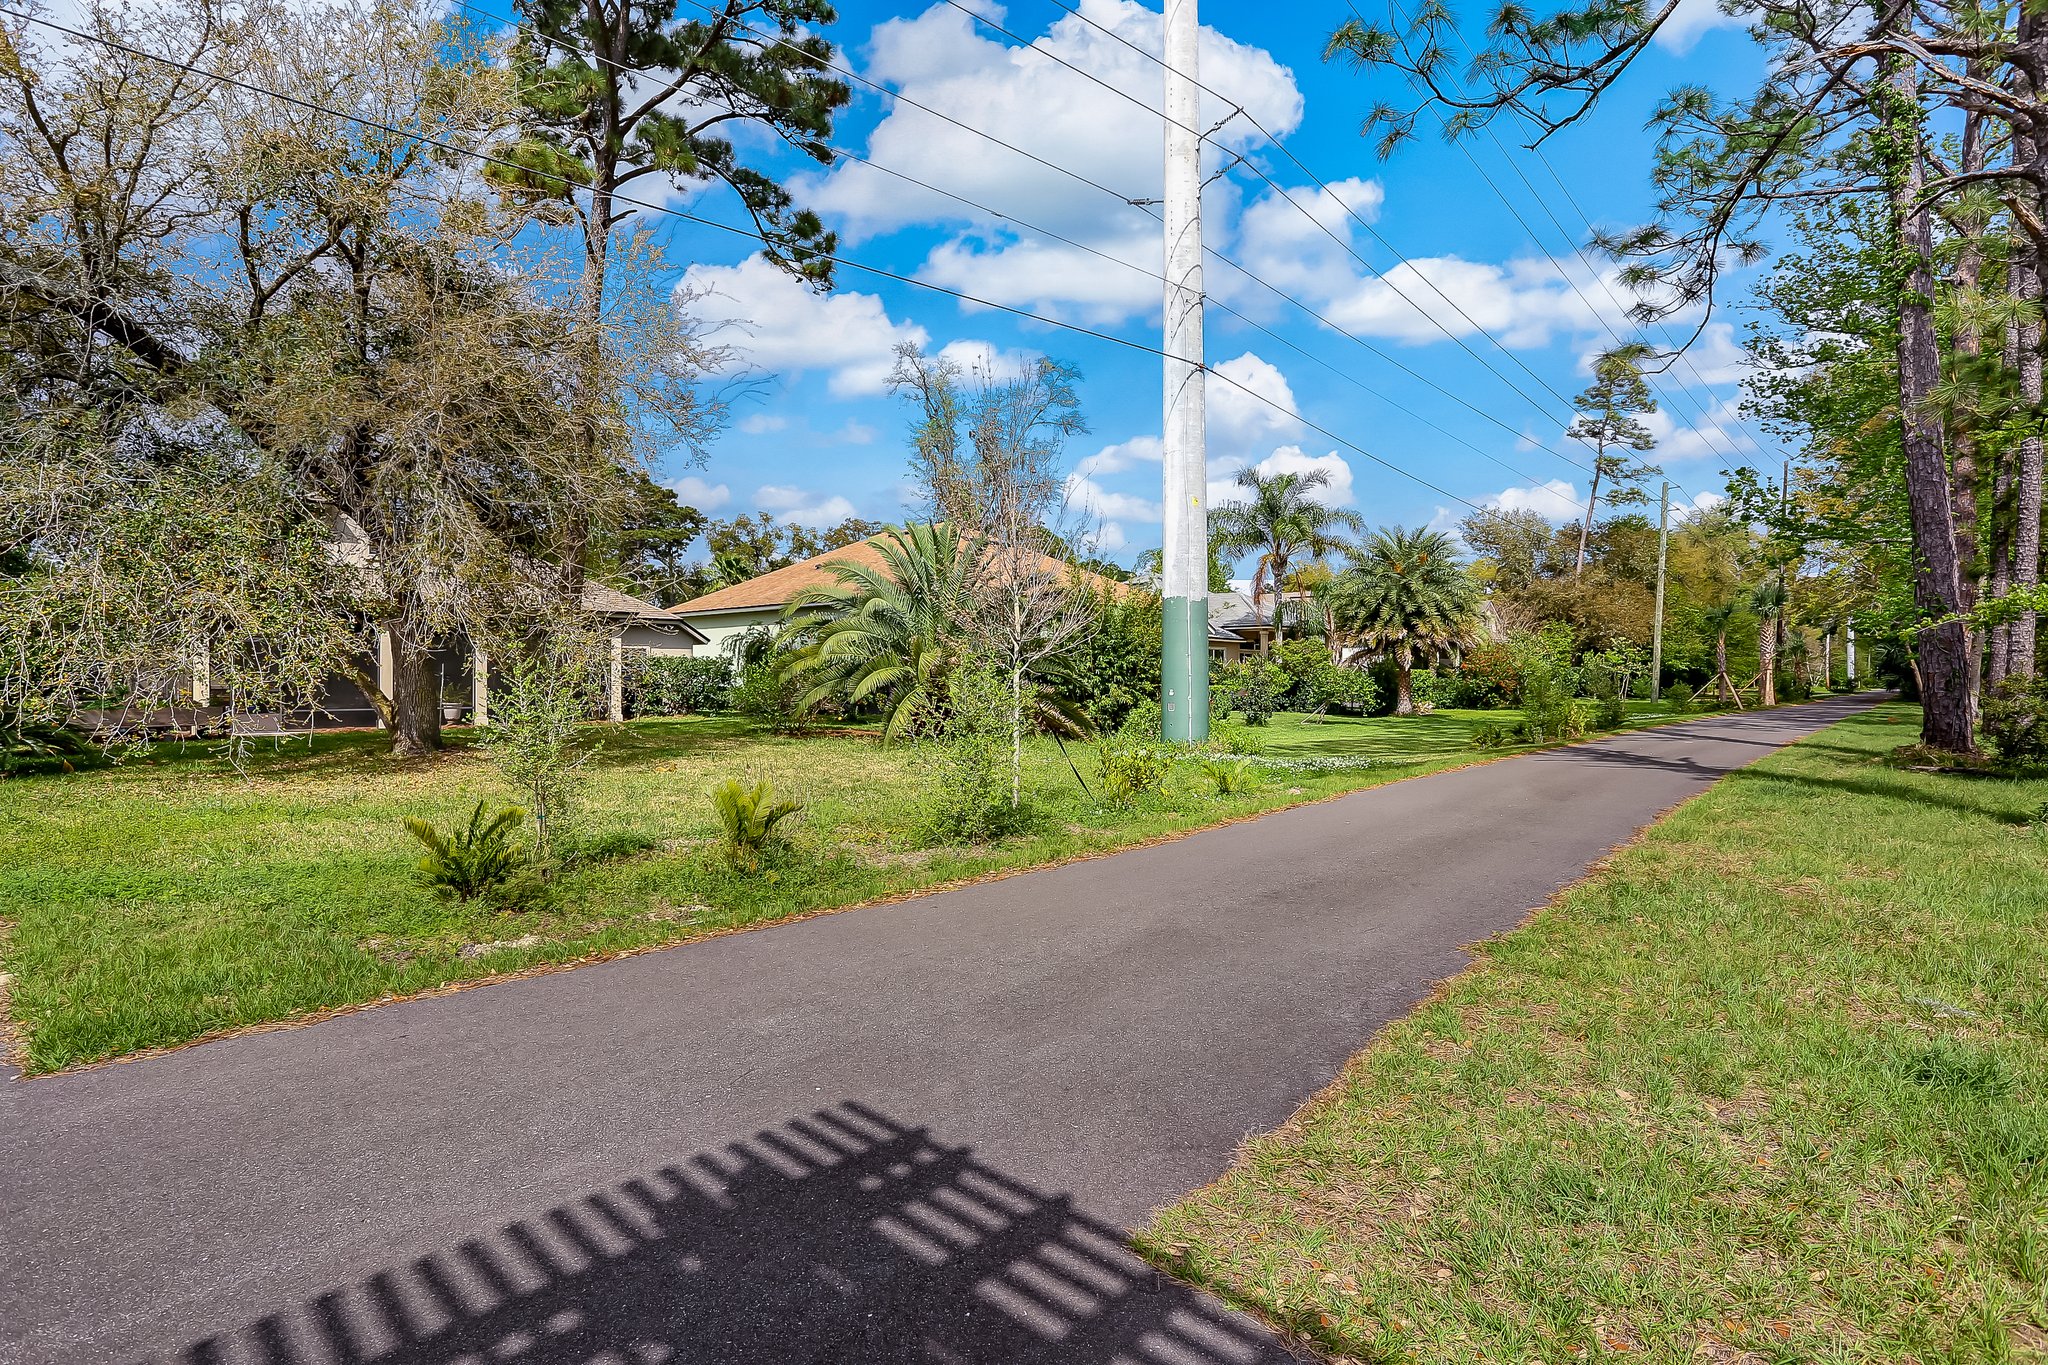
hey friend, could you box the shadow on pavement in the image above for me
[164,1102,1307,1365]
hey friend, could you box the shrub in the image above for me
[1201,756,1261,794]
[403,802,530,902]
[710,778,802,869]
[1098,733,1172,807]
[1217,661,1284,725]
[1,719,105,778]
[1469,721,1514,749]
[1582,658,1628,730]
[1450,640,1522,708]
[487,647,596,860]
[1983,676,2048,772]
[1207,719,1266,755]
[1664,681,1697,712]
[1517,664,1583,743]
[922,666,1023,843]
[626,656,732,717]
[730,659,816,734]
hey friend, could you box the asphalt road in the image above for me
[0,695,1880,1365]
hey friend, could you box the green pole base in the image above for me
[1161,594,1211,743]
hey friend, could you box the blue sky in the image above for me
[628,0,1772,566]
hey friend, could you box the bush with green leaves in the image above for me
[626,656,732,717]
[1097,732,1173,807]
[486,646,596,861]
[1207,718,1265,755]
[1469,721,1514,749]
[403,802,530,902]
[1060,589,1164,732]
[1983,676,2048,772]
[922,665,1024,843]
[1516,663,1584,743]
[1664,681,1697,711]
[1216,661,1284,725]
[1,719,106,778]
[730,659,816,734]
[1201,757,1261,795]
[710,778,803,869]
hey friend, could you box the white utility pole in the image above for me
[1846,622,1858,687]
[1159,0,1209,742]
[1650,481,1670,701]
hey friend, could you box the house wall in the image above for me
[620,622,698,658]
[673,608,781,661]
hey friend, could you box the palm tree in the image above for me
[1703,600,1744,708]
[779,523,975,741]
[1751,581,1786,706]
[1332,526,1482,715]
[1210,468,1364,647]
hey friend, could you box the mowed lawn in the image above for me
[1142,703,2048,1365]
[0,705,1631,1075]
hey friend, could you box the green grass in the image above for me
[0,704,1669,1075]
[1140,703,2048,1365]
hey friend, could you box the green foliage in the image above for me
[1332,526,1483,714]
[1098,732,1173,807]
[730,659,817,734]
[1665,681,1698,711]
[1582,655,1629,730]
[626,656,731,717]
[1210,468,1365,644]
[1449,640,1522,708]
[486,647,597,860]
[403,802,529,902]
[1517,662,1585,743]
[1216,661,1284,725]
[1060,588,1164,731]
[1,720,105,778]
[1469,721,1514,749]
[1207,719,1266,755]
[1982,676,2048,772]
[1201,757,1262,795]
[922,666,1023,843]
[710,778,803,870]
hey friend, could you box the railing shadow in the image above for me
[163,1102,1307,1365]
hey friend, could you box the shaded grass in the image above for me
[1139,703,2048,1365]
[0,704,1663,1075]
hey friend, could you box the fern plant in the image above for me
[711,778,802,869]
[403,802,529,901]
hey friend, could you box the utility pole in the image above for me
[1847,620,1858,687]
[1650,480,1670,701]
[1159,0,1209,743]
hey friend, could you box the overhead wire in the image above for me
[0,2,1495,513]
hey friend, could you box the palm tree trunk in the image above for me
[1758,617,1777,706]
[1270,550,1288,647]
[1395,643,1415,716]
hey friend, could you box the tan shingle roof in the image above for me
[669,539,894,615]
[669,533,1130,618]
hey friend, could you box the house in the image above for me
[1207,590,1269,664]
[669,532,1133,660]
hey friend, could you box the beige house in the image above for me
[668,538,908,659]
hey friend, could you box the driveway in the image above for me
[0,695,1881,1364]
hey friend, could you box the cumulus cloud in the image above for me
[667,475,731,510]
[1210,446,1356,509]
[1485,478,1585,522]
[1322,254,1639,349]
[737,413,790,435]
[1230,177,1387,304]
[1074,434,1163,477]
[1641,395,1756,462]
[1208,353,1305,460]
[1065,473,1163,524]
[681,255,928,397]
[756,485,861,527]
[801,0,1304,321]
[1656,0,1747,53]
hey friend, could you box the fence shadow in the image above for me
[164,1102,1307,1365]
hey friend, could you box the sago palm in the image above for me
[779,522,976,742]
[1210,468,1364,646]
[1333,526,1482,715]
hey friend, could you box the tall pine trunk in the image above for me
[2013,6,2046,679]
[1880,52,1978,750]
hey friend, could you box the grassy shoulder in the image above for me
[0,704,1677,1076]
[1139,703,2048,1365]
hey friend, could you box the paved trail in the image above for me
[0,696,1880,1365]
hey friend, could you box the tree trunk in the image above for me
[1009,666,1024,809]
[2012,8,2045,680]
[1881,53,1977,751]
[1270,551,1288,647]
[1394,644,1415,716]
[1950,93,1987,697]
[1758,617,1777,707]
[1575,460,1603,578]
[386,622,443,758]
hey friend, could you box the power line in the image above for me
[1033,0,1599,430]
[0,2,1492,514]
[446,0,1580,499]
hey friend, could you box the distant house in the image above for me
[669,532,1132,661]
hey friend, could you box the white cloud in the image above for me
[831,419,881,445]
[803,0,1304,321]
[667,475,731,511]
[1208,352,1305,459]
[1486,478,1585,522]
[1324,254,1634,348]
[1075,434,1162,477]
[681,254,928,397]
[755,485,861,527]
[1209,446,1356,509]
[1231,177,1387,304]
[1065,473,1163,524]
[1656,0,1746,53]
[1641,394,1757,462]
[934,338,1042,376]
[1081,521,1129,553]
[737,413,789,435]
